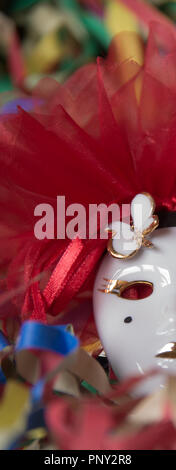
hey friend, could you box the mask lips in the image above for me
[156,342,176,358]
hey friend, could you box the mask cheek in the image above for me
[93,289,119,339]
[93,288,132,349]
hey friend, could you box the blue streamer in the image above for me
[0,331,9,350]
[0,368,6,384]
[31,378,45,404]
[0,332,9,384]
[27,406,45,431]
[16,321,79,355]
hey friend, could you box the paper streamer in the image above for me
[0,380,30,450]
[15,321,79,385]
[0,320,175,449]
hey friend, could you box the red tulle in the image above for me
[1,22,176,343]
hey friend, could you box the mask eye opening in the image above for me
[120,281,153,300]
[99,279,153,300]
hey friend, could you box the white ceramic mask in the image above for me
[93,193,176,395]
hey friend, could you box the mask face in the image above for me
[93,227,176,395]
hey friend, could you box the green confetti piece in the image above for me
[0,77,13,93]
[160,1,176,20]
[81,380,98,395]
[58,0,110,49]
[110,379,118,385]
[81,12,111,49]
[10,0,44,13]
[58,0,82,14]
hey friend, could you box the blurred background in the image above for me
[0,0,175,105]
